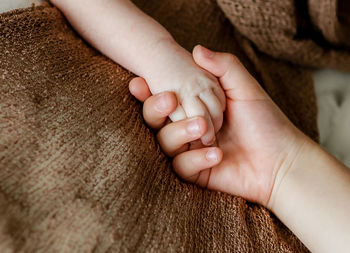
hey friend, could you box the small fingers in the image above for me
[157,117,207,156]
[212,85,227,112]
[199,90,224,133]
[169,104,187,122]
[173,147,223,187]
[183,97,216,146]
[143,92,178,129]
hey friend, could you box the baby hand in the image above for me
[169,69,226,145]
[141,45,226,146]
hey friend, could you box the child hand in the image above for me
[169,68,226,146]
[142,42,226,146]
[50,0,225,146]
[130,45,307,207]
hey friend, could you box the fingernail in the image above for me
[200,45,214,58]
[187,119,201,136]
[206,149,218,162]
[155,94,168,112]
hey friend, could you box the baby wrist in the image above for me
[142,41,195,92]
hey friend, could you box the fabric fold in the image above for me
[217,0,350,70]
[3,0,348,251]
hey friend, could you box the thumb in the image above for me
[192,45,268,101]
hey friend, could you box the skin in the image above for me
[50,0,226,145]
[48,1,350,250]
[131,45,303,205]
[130,45,350,253]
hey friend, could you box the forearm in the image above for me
[269,136,350,253]
[50,0,193,88]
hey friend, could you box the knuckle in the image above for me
[226,53,241,66]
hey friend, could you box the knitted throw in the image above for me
[1,0,349,252]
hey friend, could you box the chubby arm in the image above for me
[50,0,189,85]
[51,0,226,145]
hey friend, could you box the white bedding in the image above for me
[2,0,350,168]
[0,0,44,13]
[315,70,350,167]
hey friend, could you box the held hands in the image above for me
[167,66,226,146]
[139,39,226,146]
[130,45,307,207]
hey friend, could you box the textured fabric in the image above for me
[217,0,350,69]
[0,0,348,252]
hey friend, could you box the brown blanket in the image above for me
[0,0,349,252]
